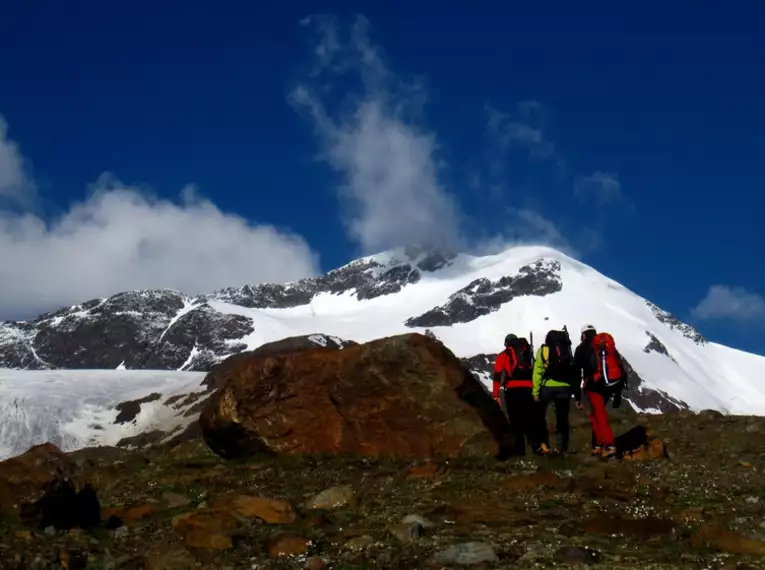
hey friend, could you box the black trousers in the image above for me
[502,387,544,455]
[539,386,572,452]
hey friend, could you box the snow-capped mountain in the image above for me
[1,244,764,459]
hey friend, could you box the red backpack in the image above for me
[590,332,623,387]
[505,337,533,381]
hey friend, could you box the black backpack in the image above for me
[542,329,576,383]
[506,337,534,381]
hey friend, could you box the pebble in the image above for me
[113,526,129,540]
[344,535,375,551]
[746,496,759,505]
[554,546,601,565]
[44,526,56,536]
[428,542,499,566]
[387,521,423,542]
[402,514,435,528]
[307,485,355,510]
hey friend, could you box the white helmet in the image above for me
[581,324,596,334]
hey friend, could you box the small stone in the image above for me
[113,526,129,540]
[307,485,355,510]
[213,495,297,523]
[387,521,423,542]
[44,526,56,536]
[344,535,375,550]
[746,496,759,505]
[162,492,192,509]
[428,542,499,566]
[144,543,197,570]
[267,535,310,558]
[554,546,601,565]
[402,514,435,528]
[305,556,326,570]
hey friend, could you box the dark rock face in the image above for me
[140,304,254,371]
[646,302,707,345]
[405,260,562,328]
[30,290,186,369]
[0,323,47,369]
[643,332,669,356]
[203,248,456,309]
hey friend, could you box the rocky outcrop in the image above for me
[199,333,515,459]
[140,303,253,370]
[0,443,100,529]
[646,302,707,345]
[405,260,562,327]
[203,247,457,309]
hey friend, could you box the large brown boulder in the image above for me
[199,333,514,459]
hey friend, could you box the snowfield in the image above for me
[1,245,764,461]
[0,369,206,460]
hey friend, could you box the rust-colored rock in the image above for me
[692,525,765,557]
[267,535,311,558]
[0,443,76,513]
[212,494,297,523]
[171,510,237,550]
[621,438,668,461]
[199,333,515,459]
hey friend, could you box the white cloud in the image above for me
[0,115,36,206]
[575,171,623,205]
[691,285,765,323]
[0,170,319,319]
[291,14,463,254]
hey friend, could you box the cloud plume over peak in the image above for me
[291,14,463,254]
[0,138,320,319]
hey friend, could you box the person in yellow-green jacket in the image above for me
[532,328,583,456]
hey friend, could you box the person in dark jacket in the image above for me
[492,334,547,456]
[574,324,627,458]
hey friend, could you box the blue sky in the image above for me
[1,0,764,354]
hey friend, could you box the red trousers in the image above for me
[585,390,614,447]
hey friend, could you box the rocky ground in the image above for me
[1,407,764,570]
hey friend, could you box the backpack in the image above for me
[590,332,624,387]
[541,329,576,383]
[505,337,534,381]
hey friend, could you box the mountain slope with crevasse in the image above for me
[1,244,764,459]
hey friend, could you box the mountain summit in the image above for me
[2,244,764,421]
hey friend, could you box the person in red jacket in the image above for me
[574,325,627,458]
[492,334,548,456]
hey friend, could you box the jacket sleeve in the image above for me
[492,354,504,398]
[532,347,545,397]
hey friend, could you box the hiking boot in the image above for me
[591,446,603,456]
[602,446,617,459]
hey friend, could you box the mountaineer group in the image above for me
[491,325,627,459]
